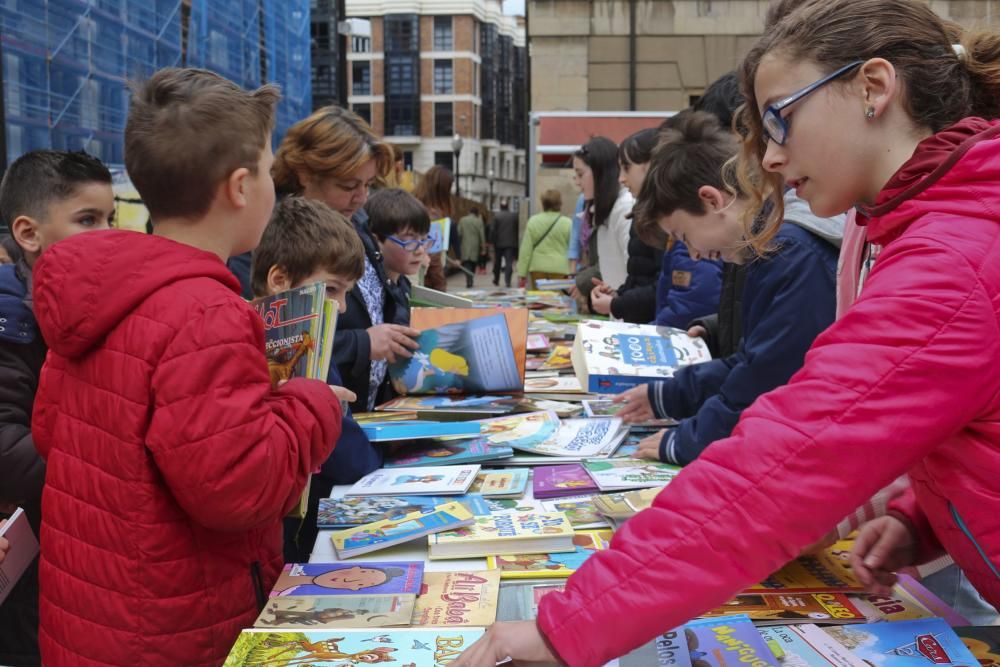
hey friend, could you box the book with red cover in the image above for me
[532,463,599,499]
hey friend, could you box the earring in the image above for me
[865,106,875,120]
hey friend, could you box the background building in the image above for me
[347,0,527,208]
[0,0,312,171]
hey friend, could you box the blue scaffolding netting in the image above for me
[1,0,311,169]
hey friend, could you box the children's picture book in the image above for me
[683,614,781,667]
[411,570,501,627]
[389,308,528,395]
[533,463,600,498]
[759,624,869,667]
[571,320,712,393]
[824,618,979,667]
[410,284,474,308]
[0,508,39,606]
[251,281,336,384]
[476,411,562,450]
[539,344,573,371]
[383,439,513,468]
[483,497,541,514]
[466,469,530,498]
[346,465,480,497]
[582,398,625,418]
[271,562,424,597]
[376,394,516,415]
[223,628,485,667]
[428,511,576,560]
[701,592,867,625]
[538,495,608,529]
[591,491,635,520]
[514,418,627,458]
[317,495,492,529]
[523,375,585,394]
[331,502,475,559]
[486,529,611,579]
[514,397,584,418]
[253,594,415,629]
[359,419,483,442]
[583,458,682,491]
[747,541,864,594]
[953,626,1000,667]
[427,216,451,253]
[849,574,970,626]
[526,333,550,351]
[495,582,566,622]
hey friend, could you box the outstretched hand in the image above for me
[613,384,655,423]
[452,621,558,667]
[849,515,917,596]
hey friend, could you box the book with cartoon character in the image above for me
[683,615,781,667]
[533,463,599,498]
[849,574,969,626]
[953,626,1000,667]
[466,469,530,498]
[411,570,501,627]
[759,624,868,667]
[583,458,682,491]
[486,529,611,579]
[317,495,491,528]
[571,319,712,393]
[331,502,475,559]
[823,619,978,667]
[271,562,424,597]
[253,595,415,629]
[701,593,867,625]
[345,465,480,496]
[388,308,528,395]
[538,495,608,529]
[428,511,575,560]
[383,438,514,468]
[746,540,865,594]
[223,628,485,667]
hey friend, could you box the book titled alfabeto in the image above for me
[346,465,480,497]
[571,319,712,393]
[428,511,575,560]
[223,628,485,667]
[331,502,475,559]
[253,594,415,629]
[411,570,501,627]
[0,508,38,606]
[583,458,682,491]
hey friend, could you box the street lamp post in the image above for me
[488,168,495,209]
[451,133,464,198]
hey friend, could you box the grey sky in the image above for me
[504,0,525,16]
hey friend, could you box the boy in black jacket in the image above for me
[0,150,115,666]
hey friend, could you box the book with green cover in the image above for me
[583,458,682,491]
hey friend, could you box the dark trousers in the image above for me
[493,246,516,287]
[462,260,477,287]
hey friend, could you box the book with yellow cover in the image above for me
[428,511,575,560]
[411,570,501,627]
[700,592,867,625]
[746,540,864,594]
[331,502,474,559]
[486,529,612,580]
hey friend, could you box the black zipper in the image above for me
[250,560,267,612]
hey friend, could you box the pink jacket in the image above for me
[538,118,1000,666]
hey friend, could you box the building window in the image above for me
[434,151,454,169]
[312,20,331,51]
[434,102,453,137]
[385,14,418,52]
[386,102,418,136]
[352,35,371,53]
[352,103,371,124]
[433,60,453,94]
[433,16,453,51]
[386,56,417,95]
[352,61,371,95]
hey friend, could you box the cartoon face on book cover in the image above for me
[271,562,424,597]
[825,619,979,667]
[224,629,485,667]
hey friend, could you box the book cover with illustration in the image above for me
[254,594,415,629]
[759,624,869,667]
[591,491,634,519]
[346,465,480,497]
[584,458,682,491]
[389,308,528,395]
[523,374,586,394]
[571,320,712,393]
[411,570,501,627]
[486,529,612,579]
[539,344,573,371]
[747,541,864,594]
[824,619,979,667]
[511,417,626,458]
[850,574,969,626]
[953,626,1000,667]
[428,511,576,560]
[251,281,333,383]
[427,216,451,253]
[476,411,562,450]
[317,495,491,528]
[223,628,485,667]
[701,592,867,625]
[331,502,475,559]
[467,469,530,498]
[683,615,781,667]
[538,495,608,529]
[271,562,424,597]
[383,438,513,468]
[533,463,600,498]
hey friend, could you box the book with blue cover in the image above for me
[318,495,492,528]
[759,624,868,667]
[271,561,424,597]
[331,502,475,559]
[684,614,781,667]
[359,419,482,442]
[383,438,514,468]
[824,619,979,667]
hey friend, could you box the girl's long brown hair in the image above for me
[735,0,1000,253]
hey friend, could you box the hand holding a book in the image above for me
[849,515,917,596]
[453,620,558,667]
[368,324,420,363]
[613,384,654,423]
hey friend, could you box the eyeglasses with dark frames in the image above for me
[761,60,865,145]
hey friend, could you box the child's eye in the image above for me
[79,216,97,226]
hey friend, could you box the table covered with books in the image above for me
[222,287,998,667]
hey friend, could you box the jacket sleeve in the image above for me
[609,282,657,324]
[647,358,734,420]
[146,301,342,532]
[888,484,945,563]
[666,239,836,465]
[536,232,1000,666]
[688,313,721,354]
[0,342,44,505]
[655,245,724,329]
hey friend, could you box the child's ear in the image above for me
[266,265,293,294]
[697,185,727,213]
[225,167,252,210]
[11,215,42,259]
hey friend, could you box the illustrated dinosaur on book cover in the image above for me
[268,332,314,386]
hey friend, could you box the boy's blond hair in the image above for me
[125,68,280,221]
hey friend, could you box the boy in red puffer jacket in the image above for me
[31,68,346,666]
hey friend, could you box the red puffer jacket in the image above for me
[538,118,1000,666]
[31,231,341,666]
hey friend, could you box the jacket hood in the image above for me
[858,118,1000,245]
[34,230,240,359]
[0,260,37,344]
[782,191,845,248]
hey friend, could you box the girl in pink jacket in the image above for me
[456,1,1000,665]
